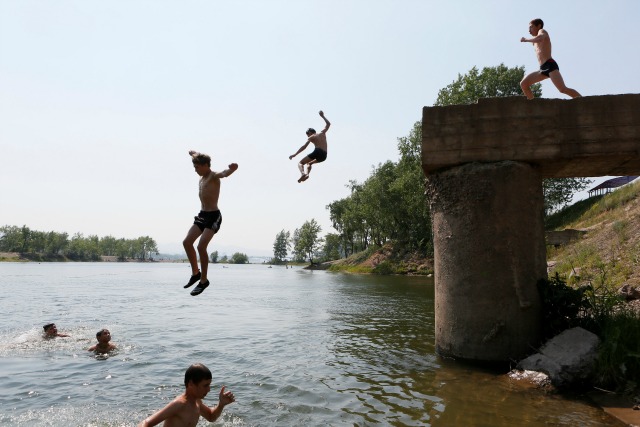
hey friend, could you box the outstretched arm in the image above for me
[201,386,235,422]
[289,141,311,160]
[319,110,330,133]
[213,163,238,178]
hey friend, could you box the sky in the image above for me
[1,1,639,256]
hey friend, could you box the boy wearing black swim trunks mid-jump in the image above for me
[520,18,581,100]
[289,110,330,183]
[183,150,238,296]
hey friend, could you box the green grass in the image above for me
[545,195,603,230]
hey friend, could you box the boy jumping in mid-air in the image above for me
[183,150,238,296]
[138,363,235,427]
[520,18,581,100]
[289,110,330,183]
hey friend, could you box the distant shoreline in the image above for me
[0,252,169,263]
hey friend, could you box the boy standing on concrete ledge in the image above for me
[520,18,581,100]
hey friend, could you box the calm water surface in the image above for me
[0,263,622,426]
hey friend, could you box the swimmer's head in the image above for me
[43,323,56,333]
[306,128,316,137]
[191,152,211,167]
[184,363,212,387]
[96,329,110,339]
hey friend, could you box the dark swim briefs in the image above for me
[307,147,327,163]
[193,210,222,232]
[539,58,560,77]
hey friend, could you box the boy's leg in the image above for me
[197,228,216,283]
[548,71,581,98]
[183,225,203,276]
[298,156,310,175]
[520,71,547,100]
[306,159,317,176]
[297,156,311,182]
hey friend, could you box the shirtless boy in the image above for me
[88,329,117,353]
[43,323,69,338]
[138,363,235,427]
[183,150,238,296]
[520,18,581,100]
[289,110,330,183]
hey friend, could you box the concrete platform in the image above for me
[422,94,640,178]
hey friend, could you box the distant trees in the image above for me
[292,219,323,264]
[0,225,158,261]
[210,250,219,263]
[272,230,290,264]
[327,120,432,256]
[273,219,328,265]
[229,252,249,264]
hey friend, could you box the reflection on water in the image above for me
[0,263,622,426]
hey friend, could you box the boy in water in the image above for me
[183,150,238,296]
[88,329,117,353]
[289,110,330,183]
[520,18,582,100]
[43,323,69,338]
[138,363,235,427]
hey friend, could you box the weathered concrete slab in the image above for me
[422,94,640,178]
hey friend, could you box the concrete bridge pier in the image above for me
[427,160,546,362]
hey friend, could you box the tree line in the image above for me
[272,64,589,264]
[271,219,338,264]
[0,225,159,261]
[209,250,249,264]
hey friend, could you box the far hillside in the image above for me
[546,180,640,289]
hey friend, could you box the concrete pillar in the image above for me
[426,160,546,362]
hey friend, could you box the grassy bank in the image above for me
[545,180,640,394]
[327,244,433,275]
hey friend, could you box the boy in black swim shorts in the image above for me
[539,58,559,77]
[289,110,331,183]
[520,18,582,100]
[182,150,238,296]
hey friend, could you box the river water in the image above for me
[0,263,622,426]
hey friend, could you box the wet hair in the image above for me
[43,323,55,331]
[184,363,212,387]
[191,152,211,167]
[306,128,316,136]
[96,329,109,338]
[530,18,544,28]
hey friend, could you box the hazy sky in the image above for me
[2,1,639,256]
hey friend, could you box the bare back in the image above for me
[199,173,222,211]
[309,132,328,152]
[533,29,552,65]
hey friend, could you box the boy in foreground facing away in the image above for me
[138,363,235,427]
[87,329,117,353]
[183,150,238,296]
